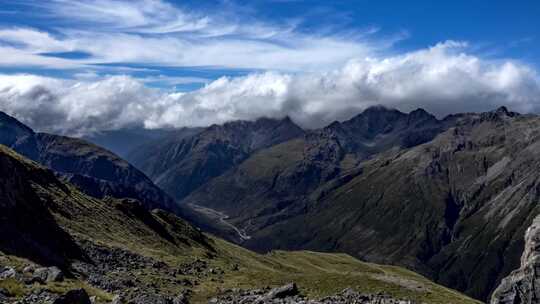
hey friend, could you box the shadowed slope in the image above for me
[0,111,177,213]
[130,116,305,200]
[0,145,85,268]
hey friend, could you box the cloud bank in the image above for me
[1,41,539,135]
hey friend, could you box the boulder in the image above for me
[0,287,10,297]
[47,266,64,282]
[22,265,35,274]
[53,289,91,304]
[0,266,17,279]
[258,283,298,301]
[172,293,189,304]
[111,295,123,304]
[33,266,64,283]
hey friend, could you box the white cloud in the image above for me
[1,41,539,135]
[0,0,382,72]
[0,28,70,52]
[138,75,209,86]
[45,0,212,33]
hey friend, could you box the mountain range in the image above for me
[0,137,478,304]
[90,105,540,302]
[2,106,540,303]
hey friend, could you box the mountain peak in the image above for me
[345,105,405,126]
[363,105,399,114]
[280,115,294,124]
[0,111,35,135]
[494,106,518,117]
[251,115,299,128]
[407,108,437,124]
[478,106,519,122]
[409,107,430,116]
[0,111,40,160]
[496,106,509,114]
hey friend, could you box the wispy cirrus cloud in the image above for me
[0,0,389,74]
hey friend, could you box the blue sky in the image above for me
[0,0,539,135]
[1,0,538,88]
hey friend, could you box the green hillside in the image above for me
[0,145,479,303]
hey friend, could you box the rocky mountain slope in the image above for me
[129,116,304,200]
[490,214,540,304]
[0,145,478,304]
[182,106,451,222]
[174,107,540,301]
[0,111,177,212]
[5,106,536,302]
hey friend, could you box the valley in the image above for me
[0,144,479,304]
[2,106,540,303]
[105,106,540,302]
[1,2,539,303]
[186,203,252,241]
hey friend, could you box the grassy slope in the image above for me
[195,238,481,304]
[0,145,479,304]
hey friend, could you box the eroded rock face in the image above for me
[491,215,540,303]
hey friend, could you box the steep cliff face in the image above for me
[491,215,540,304]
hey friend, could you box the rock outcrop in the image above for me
[491,215,540,304]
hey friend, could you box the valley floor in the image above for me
[187,204,252,241]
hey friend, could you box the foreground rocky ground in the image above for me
[0,244,192,304]
[0,267,415,304]
[210,283,414,304]
[0,240,419,304]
